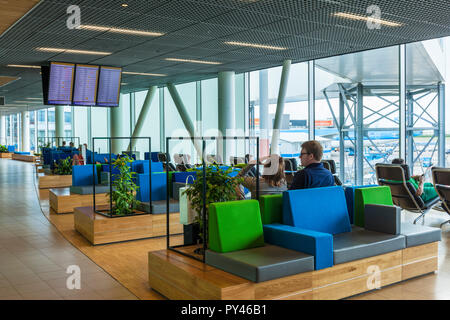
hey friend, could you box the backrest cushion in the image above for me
[209,200,264,253]
[283,186,351,235]
[72,165,98,186]
[259,194,283,224]
[136,173,167,202]
[354,186,393,227]
[344,185,377,224]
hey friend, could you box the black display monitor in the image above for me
[46,62,75,105]
[96,66,122,107]
[73,64,99,106]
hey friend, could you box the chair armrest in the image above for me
[263,224,333,270]
[364,204,401,235]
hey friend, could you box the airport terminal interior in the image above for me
[0,0,450,300]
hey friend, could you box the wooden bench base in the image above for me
[0,153,12,158]
[49,188,109,213]
[74,206,183,245]
[12,154,38,162]
[38,174,72,189]
[148,242,438,300]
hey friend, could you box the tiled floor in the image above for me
[0,159,138,300]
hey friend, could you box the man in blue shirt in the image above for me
[289,140,335,190]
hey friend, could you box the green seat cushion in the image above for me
[354,186,393,227]
[209,200,264,253]
[259,194,283,224]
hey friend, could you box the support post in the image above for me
[167,83,202,157]
[259,69,270,157]
[21,110,30,152]
[159,87,165,152]
[438,82,445,167]
[111,94,125,154]
[218,71,236,162]
[339,93,345,182]
[128,86,158,152]
[356,83,364,185]
[308,60,315,141]
[270,60,291,155]
[55,106,64,146]
[0,113,5,145]
[399,44,407,160]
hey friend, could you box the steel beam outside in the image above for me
[308,60,315,140]
[438,82,445,166]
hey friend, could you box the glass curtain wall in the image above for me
[134,89,160,158]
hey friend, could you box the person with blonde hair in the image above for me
[236,154,287,199]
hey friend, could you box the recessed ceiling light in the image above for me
[332,12,403,27]
[6,64,41,69]
[121,3,128,7]
[80,25,164,37]
[165,58,222,65]
[224,41,287,50]
[35,47,112,55]
[122,71,167,76]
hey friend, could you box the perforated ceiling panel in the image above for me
[0,0,448,109]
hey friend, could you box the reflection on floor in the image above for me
[1,159,450,300]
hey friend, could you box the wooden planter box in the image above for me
[0,153,13,158]
[148,242,439,300]
[74,206,183,245]
[38,174,72,189]
[49,188,110,214]
[12,154,38,162]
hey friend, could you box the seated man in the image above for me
[391,158,438,203]
[289,140,335,190]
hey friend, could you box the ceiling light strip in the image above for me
[165,58,222,65]
[36,47,112,55]
[80,25,164,37]
[6,64,41,69]
[333,12,403,27]
[224,41,287,50]
[122,72,167,76]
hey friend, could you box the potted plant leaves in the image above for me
[109,155,140,216]
[182,164,244,254]
[53,157,72,175]
[0,145,7,153]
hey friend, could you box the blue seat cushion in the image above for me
[205,244,314,282]
[333,227,406,264]
[173,171,196,183]
[283,186,351,235]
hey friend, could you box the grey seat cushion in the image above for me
[400,223,441,247]
[333,228,406,264]
[205,244,314,283]
[70,185,111,195]
[137,200,179,214]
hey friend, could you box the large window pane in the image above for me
[91,108,109,153]
[74,107,89,147]
[134,89,160,159]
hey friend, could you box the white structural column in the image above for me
[218,71,236,162]
[111,95,125,154]
[55,106,65,146]
[0,113,5,145]
[259,70,270,157]
[270,60,291,155]
[21,111,30,152]
[128,86,158,152]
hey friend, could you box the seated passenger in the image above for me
[391,158,438,203]
[289,140,335,190]
[237,155,287,199]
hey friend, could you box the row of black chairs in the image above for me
[376,164,450,227]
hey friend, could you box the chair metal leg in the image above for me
[413,209,428,224]
[440,220,450,228]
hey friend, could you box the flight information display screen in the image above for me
[96,66,122,107]
[73,64,99,106]
[47,62,75,105]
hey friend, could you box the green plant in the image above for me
[0,145,7,153]
[53,157,72,175]
[109,155,140,216]
[182,164,244,243]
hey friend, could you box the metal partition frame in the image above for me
[166,136,260,263]
[92,137,152,218]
